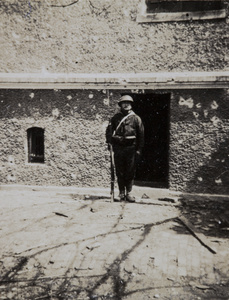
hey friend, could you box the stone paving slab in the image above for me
[0,188,229,299]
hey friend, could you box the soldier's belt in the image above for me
[112,135,136,146]
[124,136,136,139]
[112,135,136,140]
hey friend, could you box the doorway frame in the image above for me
[124,91,171,189]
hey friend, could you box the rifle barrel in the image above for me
[110,144,115,202]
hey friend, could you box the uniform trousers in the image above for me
[113,145,136,194]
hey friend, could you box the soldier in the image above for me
[106,95,144,202]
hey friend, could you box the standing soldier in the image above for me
[106,95,144,202]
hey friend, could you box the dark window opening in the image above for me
[137,0,226,22]
[146,0,224,13]
[27,127,45,163]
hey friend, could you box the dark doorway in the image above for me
[131,93,170,188]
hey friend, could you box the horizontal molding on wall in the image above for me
[0,72,228,89]
[137,9,226,23]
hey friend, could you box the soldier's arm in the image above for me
[135,116,144,154]
[105,119,113,145]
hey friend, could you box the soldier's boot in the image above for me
[126,181,135,203]
[119,190,125,201]
[117,179,125,201]
[126,193,135,202]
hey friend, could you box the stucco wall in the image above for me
[0,0,228,73]
[0,89,119,188]
[170,89,229,194]
[0,0,229,193]
[0,88,229,194]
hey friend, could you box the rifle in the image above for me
[109,143,115,202]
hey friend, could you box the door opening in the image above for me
[131,93,170,188]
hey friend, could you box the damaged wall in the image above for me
[0,1,229,193]
[0,89,116,187]
[0,0,228,73]
[0,88,229,194]
[170,89,229,194]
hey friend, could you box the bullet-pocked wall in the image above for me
[1,0,229,193]
[0,88,229,194]
[170,89,229,194]
[0,89,118,187]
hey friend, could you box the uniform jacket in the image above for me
[106,110,144,152]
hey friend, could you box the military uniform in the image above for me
[106,97,144,201]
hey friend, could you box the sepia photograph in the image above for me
[0,0,229,299]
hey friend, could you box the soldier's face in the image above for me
[120,101,132,111]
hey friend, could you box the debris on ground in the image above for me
[54,212,68,218]
[189,281,212,290]
[141,193,150,199]
[167,277,175,281]
[178,216,217,254]
[158,197,180,203]
[49,260,54,264]
[86,243,101,251]
[196,284,212,290]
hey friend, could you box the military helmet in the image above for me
[118,95,134,106]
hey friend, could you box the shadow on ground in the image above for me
[174,194,229,239]
[0,195,229,300]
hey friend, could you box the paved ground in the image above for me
[0,186,229,300]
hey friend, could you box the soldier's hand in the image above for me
[136,150,141,164]
[136,150,141,156]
